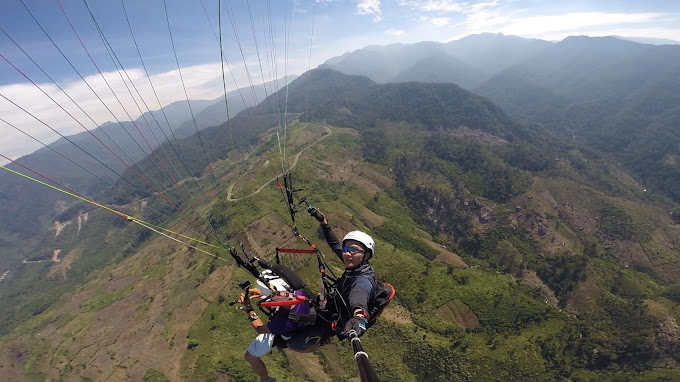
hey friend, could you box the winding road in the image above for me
[226,126,331,201]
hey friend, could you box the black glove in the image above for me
[308,206,325,223]
[344,315,368,337]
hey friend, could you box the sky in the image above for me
[1,0,680,163]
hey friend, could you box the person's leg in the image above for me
[245,334,276,380]
[244,350,270,380]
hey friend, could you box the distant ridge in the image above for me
[612,35,680,45]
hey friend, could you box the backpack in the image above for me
[366,282,395,328]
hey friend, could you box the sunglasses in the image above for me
[343,246,365,254]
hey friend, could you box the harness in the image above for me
[229,238,394,329]
[230,171,394,329]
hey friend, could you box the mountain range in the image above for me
[324,33,680,205]
[0,34,679,381]
[0,76,296,271]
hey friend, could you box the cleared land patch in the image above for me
[436,299,480,329]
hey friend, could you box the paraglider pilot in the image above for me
[309,207,378,339]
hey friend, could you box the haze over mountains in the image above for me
[1,33,679,380]
[324,33,680,204]
[322,33,552,87]
[0,76,295,270]
[323,33,679,87]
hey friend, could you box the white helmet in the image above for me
[342,231,375,261]
[256,270,291,297]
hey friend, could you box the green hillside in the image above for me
[1,70,679,381]
[476,36,680,204]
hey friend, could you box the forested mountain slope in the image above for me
[0,99,217,270]
[327,33,680,208]
[476,36,680,203]
[0,69,678,381]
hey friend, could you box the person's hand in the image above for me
[344,315,368,337]
[308,206,326,223]
[248,288,263,299]
[237,293,252,310]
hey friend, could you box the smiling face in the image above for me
[342,239,366,269]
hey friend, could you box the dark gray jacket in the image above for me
[322,224,376,332]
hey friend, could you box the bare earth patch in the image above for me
[360,207,384,228]
[610,240,654,269]
[658,262,680,284]
[381,304,413,324]
[107,276,136,292]
[520,270,558,307]
[78,212,88,233]
[351,176,382,196]
[316,160,393,197]
[55,285,97,316]
[566,278,601,315]
[290,125,327,149]
[433,250,467,269]
[246,214,298,260]
[436,299,480,329]
[525,179,600,237]
[53,220,71,237]
[558,202,599,236]
[655,316,680,363]
[198,265,235,302]
[357,166,393,190]
[48,249,81,279]
[15,232,227,382]
[426,238,467,268]
[517,211,579,256]
[446,126,508,145]
[0,336,31,381]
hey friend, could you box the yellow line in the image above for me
[1,165,224,250]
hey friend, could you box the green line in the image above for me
[0,165,223,250]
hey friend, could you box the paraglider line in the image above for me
[85,1,225,246]
[17,0,183,206]
[59,0,218,243]
[218,0,236,153]
[120,0,223,232]
[162,0,218,186]
[0,160,224,251]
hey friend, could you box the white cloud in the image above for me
[396,1,677,43]
[479,12,669,38]
[386,28,406,36]
[0,59,307,161]
[460,8,509,31]
[356,0,382,22]
[467,1,499,14]
[432,17,452,27]
[398,0,462,13]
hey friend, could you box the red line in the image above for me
[56,1,218,242]
[276,248,317,254]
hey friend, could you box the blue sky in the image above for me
[1,0,680,161]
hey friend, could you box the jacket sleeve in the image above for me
[348,277,374,315]
[322,223,343,260]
